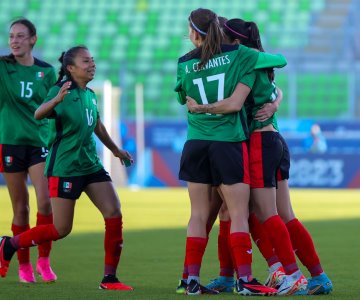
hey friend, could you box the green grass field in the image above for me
[0,187,359,299]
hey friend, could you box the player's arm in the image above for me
[254,87,283,122]
[94,118,133,166]
[186,82,251,114]
[34,81,71,120]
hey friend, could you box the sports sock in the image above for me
[229,232,252,279]
[11,224,60,250]
[263,215,298,275]
[185,237,207,277]
[104,217,123,276]
[218,220,233,277]
[11,224,30,264]
[286,218,323,277]
[36,213,53,257]
[248,213,279,267]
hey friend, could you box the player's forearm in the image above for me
[192,98,245,114]
[34,98,58,120]
[94,120,119,153]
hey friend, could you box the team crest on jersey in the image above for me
[4,156,13,166]
[63,182,73,193]
[36,71,44,80]
[92,98,97,105]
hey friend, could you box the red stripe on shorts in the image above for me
[250,132,265,188]
[0,144,4,172]
[48,176,60,198]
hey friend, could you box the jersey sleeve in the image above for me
[255,53,287,69]
[174,64,187,105]
[239,71,256,89]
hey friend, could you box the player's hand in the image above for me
[186,96,200,113]
[254,102,278,122]
[55,81,71,104]
[113,149,134,166]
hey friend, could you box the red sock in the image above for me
[249,213,279,267]
[104,217,123,276]
[36,213,53,257]
[286,218,323,276]
[11,224,30,264]
[263,215,298,275]
[230,232,252,278]
[218,221,233,277]
[185,237,207,277]
[12,224,60,249]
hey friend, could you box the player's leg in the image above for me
[85,177,133,291]
[3,169,35,283]
[277,179,333,295]
[28,161,57,282]
[206,194,235,292]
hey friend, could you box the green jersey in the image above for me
[44,81,103,177]
[0,58,56,146]
[175,44,259,142]
[246,70,284,133]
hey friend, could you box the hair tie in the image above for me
[224,22,249,39]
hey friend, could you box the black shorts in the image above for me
[48,168,112,200]
[0,144,48,173]
[179,140,250,186]
[276,134,290,181]
[249,131,284,188]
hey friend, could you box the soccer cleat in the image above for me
[206,276,234,292]
[186,279,219,295]
[264,265,286,288]
[175,279,188,294]
[36,257,57,282]
[99,274,133,290]
[307,273,333,295]
[277,273,308,295]
[19,263,36,283]
[234,278,278,296]
[0,236,12,278]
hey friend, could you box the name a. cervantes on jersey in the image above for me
[185,55,231,74]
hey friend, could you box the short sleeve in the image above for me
[255,53,287,69]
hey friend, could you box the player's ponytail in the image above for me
[189,8,223,69]
[246,21,265,52]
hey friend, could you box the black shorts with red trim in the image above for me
[48,168,111,200]
[249,131,284,188]
[0,144,48,172]
[179,139,250,186]
[276,134,290,181]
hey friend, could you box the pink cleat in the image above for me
[36,257,57,282]
[19,263,36,283]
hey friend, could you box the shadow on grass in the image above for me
[1,218,359,299]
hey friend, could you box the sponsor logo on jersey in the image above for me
[63,181,73,193]
[73,97,80,102]
[92,98,97,105]
[4,156,13,166]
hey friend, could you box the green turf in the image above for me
[0,187,359,299]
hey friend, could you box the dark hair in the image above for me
[189,8,223,69]
[224,19,274,81]
[56,45,88,84]
[0,18,37,64]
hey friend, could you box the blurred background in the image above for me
[1,0,359,188]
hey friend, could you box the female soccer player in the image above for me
[187,18,332,296]
[174,8,280,296]
[0,45,133,290]
[0,18,57,283]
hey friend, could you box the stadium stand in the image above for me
[0,0,357,119]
